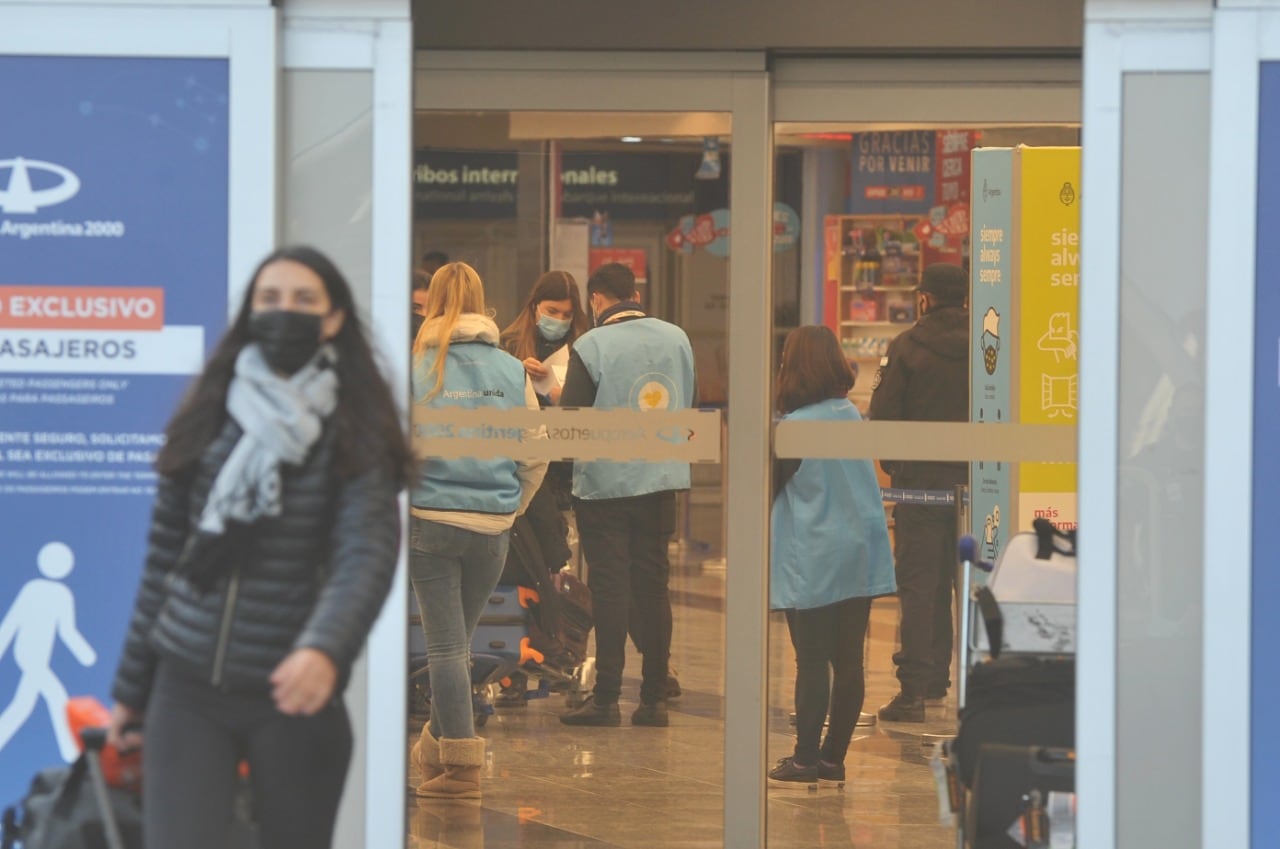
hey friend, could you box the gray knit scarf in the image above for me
[197,343,340,535]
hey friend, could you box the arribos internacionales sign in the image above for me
[414,150,704,220]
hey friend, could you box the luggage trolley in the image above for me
[943,516,1078,849]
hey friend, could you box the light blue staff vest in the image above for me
[411,341,529,514]
[571,317,695,500]
[770,398,896,610]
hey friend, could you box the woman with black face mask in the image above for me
[107,246,410,849]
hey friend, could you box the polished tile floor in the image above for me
[407,562,961,849]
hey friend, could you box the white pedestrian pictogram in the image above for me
[0,542,97,762]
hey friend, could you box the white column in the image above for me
[281,3,411,847]
[723,68,772,849]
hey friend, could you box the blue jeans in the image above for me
[410,517,510,740]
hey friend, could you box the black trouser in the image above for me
[785,596,873,767]
[143,660,352,849]
[574,491,675,705]
[891,503,957,696]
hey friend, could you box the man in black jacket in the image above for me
[869,263,969,722]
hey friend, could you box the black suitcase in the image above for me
[2,728,142,849]
[549,569,592,666]
[967,745,1074,849]
[954,655,1074,788]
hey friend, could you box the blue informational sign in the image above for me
[849,131,935,215]
[969,149,1014,566]
[1253,60,1280,849]
[0,56,228,805]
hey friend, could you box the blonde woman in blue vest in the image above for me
[409,262,546,800]
[768,325,895,785]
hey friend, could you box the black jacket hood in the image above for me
[912,306,969,360]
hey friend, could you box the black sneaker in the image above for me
[923,684,949,702]
[768,757,818,784]
[877,692,925,723]
[560,697,621,727]
[665,673,682,700]
[817,761,845,783]
[631,700,669,727]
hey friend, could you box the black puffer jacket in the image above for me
[868,305,970,492]
[111,419,400,710]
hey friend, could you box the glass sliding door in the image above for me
[409,52,772,849]
[764,58,1082,849]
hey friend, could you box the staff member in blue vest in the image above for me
[558,262,695,728]
[768,325,895,784]
[409,262,546,800]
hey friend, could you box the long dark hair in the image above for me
[775,325,856,415]
[500,270,590,361]
[156,245,412,486]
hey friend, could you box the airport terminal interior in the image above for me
[404,111,1080,848]
[6,4,1257,849]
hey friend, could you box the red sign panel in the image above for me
[589,248,648,283]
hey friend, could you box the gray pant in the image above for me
[409,516,510,739]
[143,661,351,849]
[891,504,957,696]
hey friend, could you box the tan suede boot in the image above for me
[408,723,444,789]
[415,737,485,800]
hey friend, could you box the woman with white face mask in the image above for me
[499,270,590,407]
[493,271,591,706]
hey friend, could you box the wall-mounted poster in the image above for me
[0,55,229,805]
[1253,59,1280,849]
[849,130,934,215]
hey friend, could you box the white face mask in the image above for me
[537,313,572,341]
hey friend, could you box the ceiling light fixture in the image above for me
[620,136,643,143]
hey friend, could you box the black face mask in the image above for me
[249,310,324,375]
[411,312,425,342]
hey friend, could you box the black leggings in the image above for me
[785,596,873,767]
[143,661,352,849]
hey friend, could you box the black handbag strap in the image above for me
[51,754,90,822]
[84,750,127,849]
[1,805,18,849]
[1033,518,1077,560]
[974,585,1004,660]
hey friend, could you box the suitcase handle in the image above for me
[49,729,128,849]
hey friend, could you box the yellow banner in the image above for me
[1017,147,1079,494]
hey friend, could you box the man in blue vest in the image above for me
[559,263,695,728]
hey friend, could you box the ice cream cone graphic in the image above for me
[980,307,1001,375]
